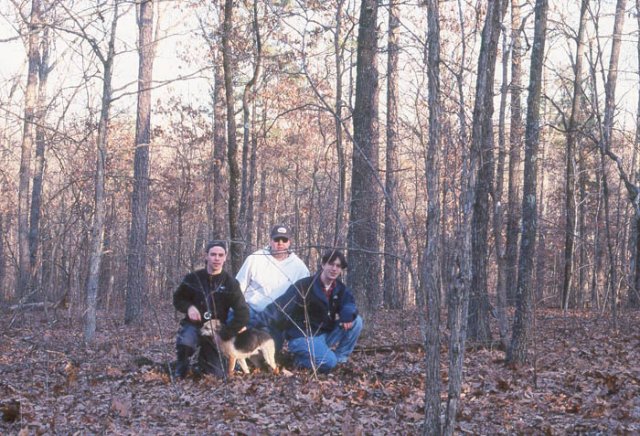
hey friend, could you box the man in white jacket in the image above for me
[236,224,309,350]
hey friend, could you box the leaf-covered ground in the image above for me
[1,306,639,434]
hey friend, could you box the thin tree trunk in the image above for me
[598,0,627,326]
[17,0,42,299]
[29,25,50,292]
[383,0,400,310]
[212,39,227,240]
[468,0,505,345]
[505,0,523,306]
[445,1,504,433]
[125,0,155,324]
[423,0,442,433]
[347,0,381,313]
[562,0,589,310]
[493,25,510,347]
[85,1,119,341]
[222,0,241,272]
[507,0,549,366]
[239,0,261,254]
[333,0,346,245]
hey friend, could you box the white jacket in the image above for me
[235,248,310,312]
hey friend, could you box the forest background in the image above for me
[1,0,640,433]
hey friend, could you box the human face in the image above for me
[269,237,291,258]
[320,259,343,284]
[206,246,226,274]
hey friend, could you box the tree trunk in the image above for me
[125,0,155,324]
[383,0,401,310]
[347,0,381,313]
[507,0,549,366]
[423,0,442,433]
[211,38,228,240]
[445,1,504,433]
[505,0,523,306]
[333,0,347,246]
[29,26,50,292]
[240,0,261,257]
[17,0,42,299]
[562,0,589,310]
[85,2,119,341]
[493,25,510,347]
[222,0,241,273]
[599,0,627,326]
[468,0,505,344]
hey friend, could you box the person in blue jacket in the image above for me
[256,250,363,373]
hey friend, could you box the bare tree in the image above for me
[446,1,504,432]
[347,0,381,312]
[28,23,51,292]
[561,0,589,310]
[222,0,242,272]
[125,0,156,324]
[493,15,510,347]
[17,0,42,299]
[422,0,442,433]
[85,0,120,341]
[594,0,627,325]
[468,0,506,344]
[333,0,347,246]
[239,0,262,257]
[198,3,228,241]
[505,0,524,305]
[383,0,401,309]
[507,0,549,366]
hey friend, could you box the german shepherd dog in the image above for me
[201,319,278,377]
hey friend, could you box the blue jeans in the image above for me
[287,315,363,373]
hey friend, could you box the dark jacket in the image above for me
[173,268,249,335]
[257,273,358,340]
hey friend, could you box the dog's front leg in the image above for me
[237,359,250,374]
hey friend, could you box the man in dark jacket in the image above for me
[172,240,249,378]
[256,250,363,373]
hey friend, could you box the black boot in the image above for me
[174,345,194,379]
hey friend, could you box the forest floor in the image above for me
[1,305,639,435]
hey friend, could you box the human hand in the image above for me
[187,305,201,322]
[341,321,353,330]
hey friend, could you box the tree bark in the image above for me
[505,0,523,306]
[493,24,510,347]
[468,0,506,345]
[222,0,242,273]
[17,0,42,299]
[507,0,549,366]
[423,0,442,433]
[333,0,347,246]
[125,0,155,324]
[445,1,504,433]
[29,25,50,290]
[347,0,381,312]
[562,0,589,310]
[383,0,401,310]
[203,1,227,241]
[239,0,261,257]
[599,0,627,326]
[85,1,119,341]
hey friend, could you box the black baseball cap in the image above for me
[270,225,291,240]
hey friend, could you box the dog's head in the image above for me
[200,319,223,337]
